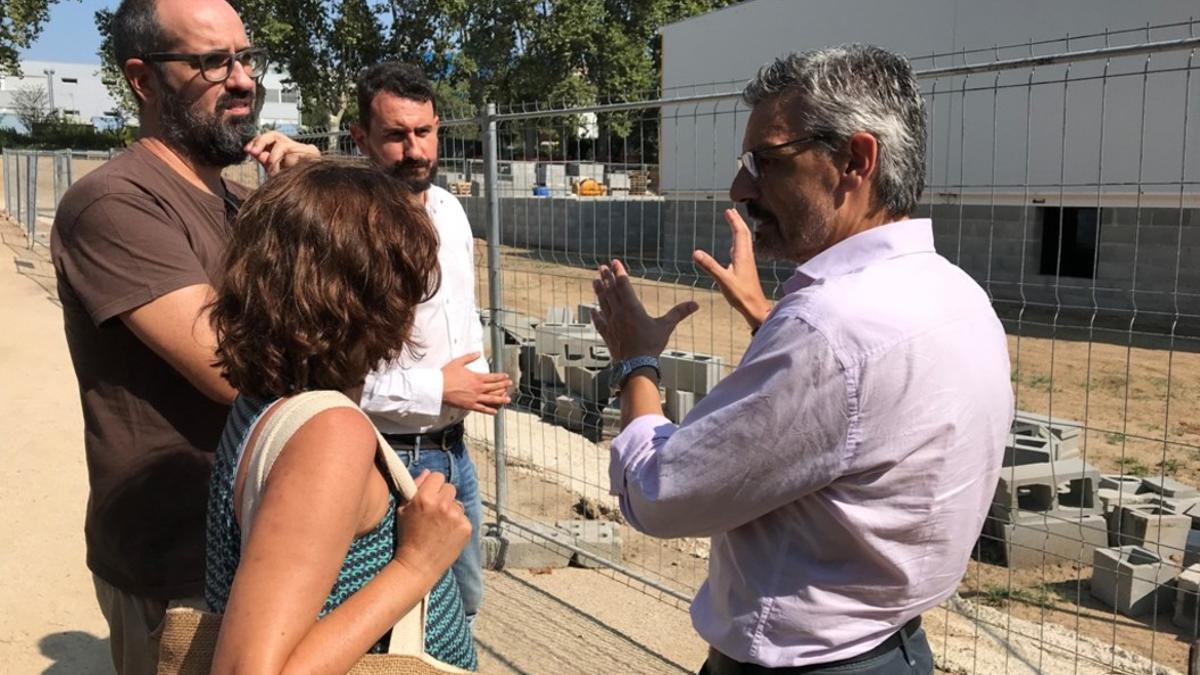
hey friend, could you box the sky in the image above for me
[21,0,117,65]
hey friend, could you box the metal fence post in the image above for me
[482,102,508,537]
[2,152,11,217]
[24,153,38,248]
[13,151,23,225]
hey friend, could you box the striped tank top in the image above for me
[204,395,477,668]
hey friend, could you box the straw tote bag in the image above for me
[157,390,468,674]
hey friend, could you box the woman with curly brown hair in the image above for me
[202,158,477,672]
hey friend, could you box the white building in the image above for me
[0,60,301,131]
[657,0,1199,202]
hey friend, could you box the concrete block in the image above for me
[535,322,602,357]
[1090,546,1176,617]
[553,395,586,432]
[562,342,611,369]
[493,309,539,343]
[1098,489,1158,545]
[1173,564,1200,631]
[1100,474,1145,493]
[1141,476,1200,500]
[600,405,621,439]
[993,458,1101,516]
[556,520,623,568]
[1003,508,1108,568]
[1187,530,1200,568]
[489,523,574,569]
[534,353,566,387]
[576,303,599,324]
[659,350,725,395]
[1012,410,1083,458]
[1117,505,1191,560]
[665,389,697,424]
[537,164,567,188]
[539,385,567,420]
[1002,434,1060,467]
[564,365,613,403]
[544,306,573,324]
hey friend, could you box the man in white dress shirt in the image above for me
[351,62,511,627]
[591,45,1013,673]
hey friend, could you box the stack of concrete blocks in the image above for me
[536,163,569,195]
[488,519,623,570]
[1090,545,1176,617]
[567,162,605,188]
[659,350,725,424]
[532,319,614,438]
[498,161,538,197]
[606,172,632,196]
[984,417,1108,568]
[1173,563,1200,631]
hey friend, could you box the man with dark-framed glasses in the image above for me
[49,1,317,672]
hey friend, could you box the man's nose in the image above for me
[225,59,255,93]
[730,165,757,203]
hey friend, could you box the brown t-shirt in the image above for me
[51,141,248,599]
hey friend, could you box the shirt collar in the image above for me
[783,218,934,293]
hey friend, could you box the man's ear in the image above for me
[839,131,879,195]
[124,58,155,106]
[349,122,368,154]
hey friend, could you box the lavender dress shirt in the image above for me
[609,218,1013,667]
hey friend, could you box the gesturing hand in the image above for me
[442,353,512,415]
[591,259,698,362]
[244,131,320,177]
[693,208,771,331]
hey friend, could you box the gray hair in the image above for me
[743,44,926,218]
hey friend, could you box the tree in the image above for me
[12,84,55,132]
[94,8,140,121]
[0,0,71,76]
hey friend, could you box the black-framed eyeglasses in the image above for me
[143,47,269,83]
[738,134,833,180]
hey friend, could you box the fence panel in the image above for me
[0,24,1196,671]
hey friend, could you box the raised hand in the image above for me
[245,131,320,177]
[693,208,771,331]
[591,259,698,362]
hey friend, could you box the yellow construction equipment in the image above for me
[572,177,607,197]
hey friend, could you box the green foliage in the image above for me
[1115,456,1149,477]
[94,8,140,121]
[0,0,73,76]
[91,0,736,140]
[0,122,129,151]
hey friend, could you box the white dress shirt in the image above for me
[609,219,1014,667]
[360,184,487,434]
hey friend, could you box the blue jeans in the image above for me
[389,439,484,623]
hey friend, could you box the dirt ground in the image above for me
[4,157,1197,672]
[0,217,711,675]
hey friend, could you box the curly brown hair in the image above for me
[211,158,441,399]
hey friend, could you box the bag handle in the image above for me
[237,390,427,657]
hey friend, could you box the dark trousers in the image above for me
[699,623,933,675]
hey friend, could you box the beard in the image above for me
[158,79,258,168]
[388,157,437,193]
[747,197,835,263]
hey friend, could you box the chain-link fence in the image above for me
[3,22,1199,673]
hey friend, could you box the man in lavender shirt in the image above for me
[591,45,1013,674]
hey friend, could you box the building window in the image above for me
[61,77,78,84]
[1039,207,1099,278]
[281,86,299,104]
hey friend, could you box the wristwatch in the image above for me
[609,355,661,395]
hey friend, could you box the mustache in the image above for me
[745,201,774,222]
[392,158,432,173]
[216,91,255,112]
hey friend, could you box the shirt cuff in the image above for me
[361,366,445,418]
[608,414,674,497]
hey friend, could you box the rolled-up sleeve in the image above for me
[360,364,445,424]
[609,315,852,538]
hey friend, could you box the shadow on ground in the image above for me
[38,631,111,675]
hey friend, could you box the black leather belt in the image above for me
[382,422,465,451]
[703,616,922,674]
